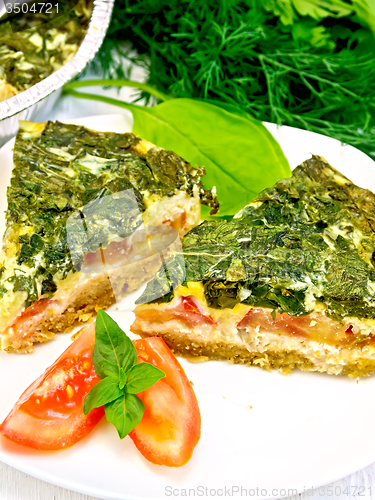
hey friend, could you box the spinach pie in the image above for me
[0,0,92,101]
[0,120,217,352]
[132,156,375,378]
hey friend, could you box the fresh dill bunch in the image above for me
[97,0,375,157]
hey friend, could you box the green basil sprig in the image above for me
[83,310,165,439]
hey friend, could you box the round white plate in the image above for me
[1,114,375,500]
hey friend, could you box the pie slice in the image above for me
[132,155,375,378]
[0,120,218,352]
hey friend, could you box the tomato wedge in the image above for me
[130,337,201,467]
[1,325,201,465]
[0,323,103,450]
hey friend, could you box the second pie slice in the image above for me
[132,156,375,378]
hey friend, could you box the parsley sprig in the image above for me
[83,310,165,438]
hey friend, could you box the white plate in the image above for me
[1,114,375,500]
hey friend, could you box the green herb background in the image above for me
[94,0,375,158]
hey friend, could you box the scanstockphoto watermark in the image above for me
[164,486,299,498]
[164,485,372,498]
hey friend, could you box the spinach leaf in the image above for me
[63,83,291,216]
[133,99,291,216]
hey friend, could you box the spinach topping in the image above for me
[1,120,217,307]
[139,156,375,321]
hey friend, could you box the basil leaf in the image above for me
[92,310,137,379]
[125,363,165,394]
[105,393,145,439]
[82,311,169,439]
[91,346,112,380]
[118,367,127,390]
[83,377,123,415]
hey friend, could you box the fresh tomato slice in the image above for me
[130,337,201,467]
[1,326,201,465]
[0,323,104,450]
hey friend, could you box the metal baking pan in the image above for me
[0,0,114,146]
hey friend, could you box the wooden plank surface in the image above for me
[1,460,375,500]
